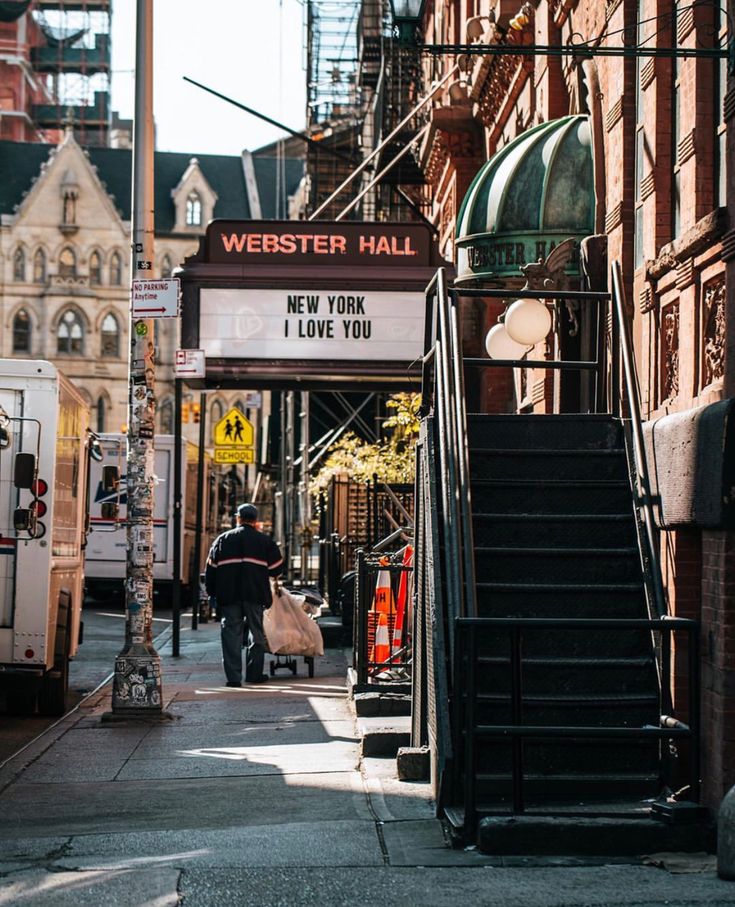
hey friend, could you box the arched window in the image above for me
[100,312,119,357]
[33,249,46,284]
[89,251,102,286]
[109,252,122,286]
[59,247,77,278]
[57,309,84,355]
[12,310,31,353]
[234,398,246,413]
[161,254,173,278]
[186,192,202,226]
[159,398,174,434]
[96,396,106,432]
[13,247,25,282]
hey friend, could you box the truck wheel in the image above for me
[38,593,71,717]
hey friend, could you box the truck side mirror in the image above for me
[13,452,36,489]
[89,439,103,462]
[100,502,119,520]
[102,465,119,492]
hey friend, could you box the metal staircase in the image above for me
[414,265,706,852]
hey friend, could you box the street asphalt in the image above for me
[0,618,732,906]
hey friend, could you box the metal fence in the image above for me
[353,547,413,689]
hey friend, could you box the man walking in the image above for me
[205,503,283,687]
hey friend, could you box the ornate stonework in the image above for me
[702,275,726,387]
[661,303,680,401]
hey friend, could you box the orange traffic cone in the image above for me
[371,611,391,671]
[372,568,395,614]
[390,545,413,663]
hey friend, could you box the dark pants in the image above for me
[220,600,267,683]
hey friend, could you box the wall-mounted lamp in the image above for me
[504,297,552,345]
[485,322,530,360]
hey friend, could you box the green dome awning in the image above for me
[455,115,595,286]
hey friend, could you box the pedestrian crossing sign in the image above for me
[213,408,255,464]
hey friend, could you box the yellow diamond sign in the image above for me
[213,408,255,464]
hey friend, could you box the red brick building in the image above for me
[403,0,732,812]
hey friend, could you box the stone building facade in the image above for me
[402,0,733,809]
[0,130,303,465]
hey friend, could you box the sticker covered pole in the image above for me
[110,0,165,714]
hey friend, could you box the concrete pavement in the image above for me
[0,620,731,906]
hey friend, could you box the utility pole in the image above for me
[109,0,166,714]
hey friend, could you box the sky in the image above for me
[110,0,307,156]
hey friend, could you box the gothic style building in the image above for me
[0,129,303,446]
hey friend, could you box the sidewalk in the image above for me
[0,621,731,906]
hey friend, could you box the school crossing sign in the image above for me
[213,408,255,465]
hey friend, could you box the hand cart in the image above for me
[269,653,315,678]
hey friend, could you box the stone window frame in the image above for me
[159,397,174,434]
[89,249,103,286]
[96,392,110,432]
[109,250,123,286]
[13,246,26,282]
[12,308,32,354]
[186,191,203,227]
[33,248,47,284]
[160,253,173,278]
[58,246,77,279]
[100,311,120,358]
[56,307,85,356]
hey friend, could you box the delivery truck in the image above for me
[0,359,97,715]
[85,434,218,601]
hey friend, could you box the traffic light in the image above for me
[192,403,201,424]
[181,402,190,423]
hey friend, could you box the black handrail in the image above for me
[610,262,668,620]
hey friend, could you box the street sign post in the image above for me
[132,277,181,318]
[213,407,255,464]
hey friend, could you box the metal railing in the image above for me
[416,258,698,826]
[457,616,701,835]
[421,269,478,645]
[353,548,413,687]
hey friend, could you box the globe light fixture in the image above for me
[485,323,529,360]
[504,298,553,346]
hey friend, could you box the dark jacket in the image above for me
[205,524,283,607]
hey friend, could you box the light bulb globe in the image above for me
[485,323,529,360]
[504,298,552,345]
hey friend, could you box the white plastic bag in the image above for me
[263,588,324,657]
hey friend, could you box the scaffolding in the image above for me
[304,0,363,218]
[31,0,111,146]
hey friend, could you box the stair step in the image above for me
[474,692,659,705]
[470,481,633,514]
[469,448,628,482]
[476,771,658,784]
[467,414,625,450]
[467,625,654,658]
[474,547,642,584]
[467,737,661,776]
[475,814,715,855]
[477,582,643,592]
[472,513,638,548]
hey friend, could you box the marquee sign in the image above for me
[199,289,425,362]
[179,220,448,389]
[206,220,432,267]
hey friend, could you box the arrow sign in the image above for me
[175,349,206,378]
[132,278,181,319]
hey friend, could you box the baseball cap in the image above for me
[236,503,258,521]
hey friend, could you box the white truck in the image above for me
[0,360,97,715]
[85,435,217,601]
